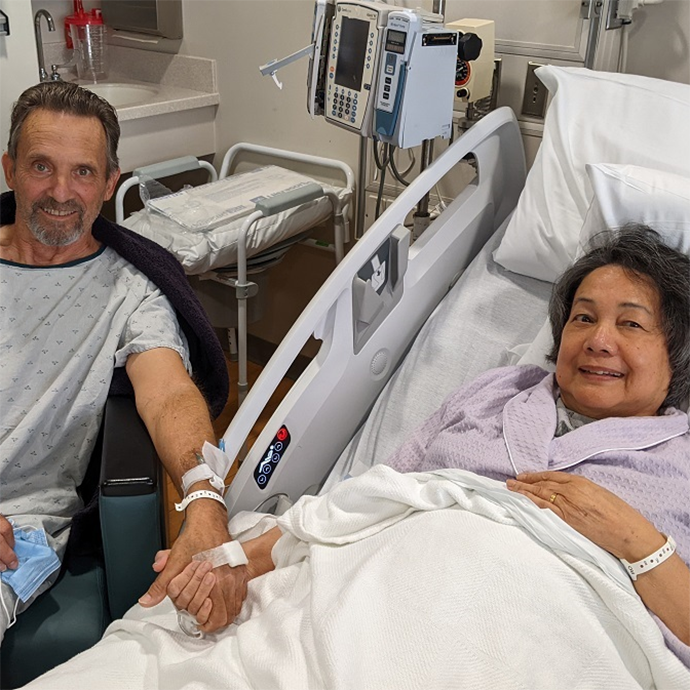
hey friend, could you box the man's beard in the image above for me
[27,198,86,247]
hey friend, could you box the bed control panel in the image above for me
[253,425,291,489]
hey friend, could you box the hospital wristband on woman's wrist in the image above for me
[620,535,676,581]
[174,489,228,513]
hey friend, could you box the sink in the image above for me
[81,83,159,108]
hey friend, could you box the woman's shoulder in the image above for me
[447,364,552,408]
[473,364,551,390]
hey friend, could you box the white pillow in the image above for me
[579,163,690,256]
[493,66,690,283]
[516,320,555,371]
[517,162,690,411]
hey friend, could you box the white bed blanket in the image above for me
[28,467,689,690]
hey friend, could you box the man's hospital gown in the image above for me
[0,246,190,637]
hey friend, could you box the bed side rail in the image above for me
[222,107,526,517]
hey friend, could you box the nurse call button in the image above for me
[253,425,291,489]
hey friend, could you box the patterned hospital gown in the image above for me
[0,246,190,556]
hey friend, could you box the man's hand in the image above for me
[0,515,17,572]
[506,471,663,561]
[139,498,250,633]
[168,560,216,627]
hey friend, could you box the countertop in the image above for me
[45,43,220,121]
[80,78,220,122]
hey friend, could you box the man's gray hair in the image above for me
[547,224,690,409]
[7,81,120,176]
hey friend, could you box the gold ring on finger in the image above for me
[549,493,558,504]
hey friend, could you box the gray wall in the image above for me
[626,0,690,84]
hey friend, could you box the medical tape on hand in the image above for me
[192,541,248,569]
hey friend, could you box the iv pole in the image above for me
[357,0,446,240]
[261,0,447,240]
[412,0,445,239]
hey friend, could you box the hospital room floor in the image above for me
[164,356,294,545]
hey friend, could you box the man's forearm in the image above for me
[138,378,217,492]
[135,374,232,541]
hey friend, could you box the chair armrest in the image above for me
[99,396,165,619]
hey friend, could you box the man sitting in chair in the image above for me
[0,81,236,639]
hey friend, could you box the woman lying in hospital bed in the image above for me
[26,224,690,689]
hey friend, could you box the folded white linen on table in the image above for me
[27,467,689,690]
[122,167,348,275]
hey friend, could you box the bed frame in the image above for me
[222,107,527,517]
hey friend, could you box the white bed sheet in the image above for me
[122,168,348,275]
[323,223,553,491]
[27,467,689,690]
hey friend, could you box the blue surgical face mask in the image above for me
[0,524,61,603]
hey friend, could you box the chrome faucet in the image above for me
[34,9,56,82]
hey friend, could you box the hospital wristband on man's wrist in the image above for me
[620,535,676,581]
[174,490,227,513]
[181,463,225,495]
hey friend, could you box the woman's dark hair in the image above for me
[7,81,120,176]
[547,224,690,409]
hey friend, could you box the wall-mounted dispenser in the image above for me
[101,0,182,38]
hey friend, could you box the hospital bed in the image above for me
[116,145,354,403]
[221,65,690,516]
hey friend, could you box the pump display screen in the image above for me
[335,16,369,91]
[385,29,406,54]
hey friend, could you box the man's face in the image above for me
[2,109,119,247]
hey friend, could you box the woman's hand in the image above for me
[506,471,664,562]
[507,471,690,646]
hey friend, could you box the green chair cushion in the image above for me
[0,555,111,689]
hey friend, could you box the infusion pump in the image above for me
[321,1,458,147]
[263,1,476,147]
[374,10,458,148]
[323,1,393,137]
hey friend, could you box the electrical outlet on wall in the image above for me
[521,62,548,119]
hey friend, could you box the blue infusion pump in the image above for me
[374,10,458,149]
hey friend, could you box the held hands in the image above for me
[138,500,248,633]
[506,471,665,562]
[152,526,282,632]
[160,553,250,632]
[0,515,18,572]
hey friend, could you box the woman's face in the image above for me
[555,265,672,419]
